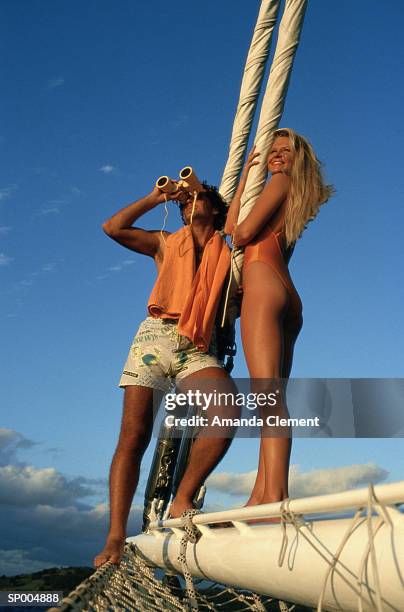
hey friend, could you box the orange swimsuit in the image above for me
[243,224,303,332]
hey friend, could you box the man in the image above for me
[94,179,236,567]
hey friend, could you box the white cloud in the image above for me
[13,278,34,291]
[0,549,55,576]
[99,164,115,174]
[206,470,256,497]
[0,253,12,266]
[48,198,67,205]
[0,429,37,466]
[289,463,388,498]
[42,263,56,273]
[47,77,65,90]
[7,261,60,299]
[206,463,389,499]
[170,114,189,129]
[0,185,17,201]
[96,258,136,282]
[0,226,11,235]
[0,465,96,507]
[0,502,142,574]
[39,207,61,216]
[0,429,143,575]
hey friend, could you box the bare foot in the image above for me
[94,535,125,568]
[168,496,195,519]
[244,495,262,507]
[245,497,285,524]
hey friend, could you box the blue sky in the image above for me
[1,0,404,574]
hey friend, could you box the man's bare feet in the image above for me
[168,495,195,519]
[94,535,126,568]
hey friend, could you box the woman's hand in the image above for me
[231,224,242,248]
[240,146,260,184]
[224,147,261,236]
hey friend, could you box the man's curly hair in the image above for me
[178,181,228,231]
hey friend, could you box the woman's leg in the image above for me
[241,261,297,505]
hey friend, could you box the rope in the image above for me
[278,497,306,568]
[189,191,198,227]
[52,495,398,612]
[315,507,364,611]
[229,0,308,298]
[273,484,392,612]
[356,483,393,612]
[160,194,169,244]
[219,0,282,204]
[220,248,238,328]
[177,508,202,611]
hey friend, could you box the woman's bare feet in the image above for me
[244,494,263,507]
[245,494,286,524]
[94,535,126,568]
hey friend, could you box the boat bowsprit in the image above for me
[129,481,404,612]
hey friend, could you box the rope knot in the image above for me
[181,508,202,543]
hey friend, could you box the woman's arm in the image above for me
[223,147,260,235]
[231,172,290,247]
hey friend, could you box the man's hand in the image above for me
[151,185,188,206]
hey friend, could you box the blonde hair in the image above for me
[272,128,334,246]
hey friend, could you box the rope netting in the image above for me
[49,543,308,612]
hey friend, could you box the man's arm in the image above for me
[103,186,179,258]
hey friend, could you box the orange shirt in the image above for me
[148,226,231,352]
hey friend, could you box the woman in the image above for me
[224,128,333,507]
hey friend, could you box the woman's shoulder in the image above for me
[262,171,291,199]
[268,171,291,186]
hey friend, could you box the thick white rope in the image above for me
[220,0,308,324]
[239,0,308,219]
[219,0,282,204]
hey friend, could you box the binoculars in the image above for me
[156,167,203,196]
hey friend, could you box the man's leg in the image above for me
[169,367,237,518]
[94,385,154,567]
